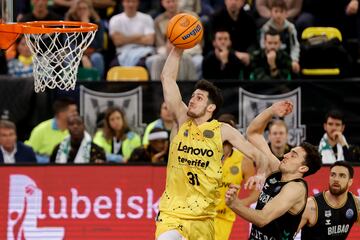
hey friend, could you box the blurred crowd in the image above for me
[1,97,359,165]
[1,0,360,80]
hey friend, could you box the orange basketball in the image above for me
[167,13,203,49]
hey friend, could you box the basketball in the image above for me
[167,13,203,49]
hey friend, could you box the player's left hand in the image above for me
[244,172,265,191]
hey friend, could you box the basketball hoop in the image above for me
[0,21,97,92]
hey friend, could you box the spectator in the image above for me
[65,0,105,78]
[50,115,105,163]
[259,0,300,74]
[255,0,314,34]
[128,127,169,164]
[209,0,257,67]
[318,110,352,164]
[142,102,174,146]
[19,0,62,22]
[7,36,33,78]
[178,0,201,14]
[108,0,155,67]
[250,28,292,80]
[147,0,203,79]
[147,40,197,80]
[202,29,245,80]
[0,120,37,164]
[268,119,293,160]
[25,98,78,163]
[93,106,141,162]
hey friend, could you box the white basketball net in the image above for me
[23,29,96,92]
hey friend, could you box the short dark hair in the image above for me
[300,142,322,177]
[53,97,76,115]
[271,0,287,10]
[194,80,223,117]
[330,161,354,178]
[324,109,345,124]
[0,120,16,131]
[265,27,281,38]
[218,113,236,128]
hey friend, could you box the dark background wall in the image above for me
[1,77,359,146]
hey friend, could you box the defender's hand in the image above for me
[271,100,293,117]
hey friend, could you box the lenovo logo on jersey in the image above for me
[177,142,214,157]
[7,175,65,240]
[181,24,202,40]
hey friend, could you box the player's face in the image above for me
[0,128,17,150]
[280,147,307,174]
[268,124,288,149]
[187,89,211,118]
[109,111,124,132]
[329,166,352,196]
[323,117,345,141]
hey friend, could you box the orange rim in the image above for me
[0,21,97,35]
[0,23,24,34]
[21,21,98,34]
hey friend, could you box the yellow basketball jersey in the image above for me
[159,119,223,219]
[216,149,244,222]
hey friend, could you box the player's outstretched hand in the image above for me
[271,100,293,117]
[244,172,265,191]
[225,184,241,208]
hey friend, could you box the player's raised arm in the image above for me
[221,124,269,186]
[246,100,293,173]
[161,47,188,125]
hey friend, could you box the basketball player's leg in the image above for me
[155,212,187,239]
[157,230,186,240]
[188,217,215,240]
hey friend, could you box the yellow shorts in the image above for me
[214,217,234,240]
[155,211,215,240]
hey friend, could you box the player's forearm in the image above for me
[161,47,183,84]
[228,198,268,227]
[247,107,273,136]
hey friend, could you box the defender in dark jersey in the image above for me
[299,161,360,240]
[225,101,322,240]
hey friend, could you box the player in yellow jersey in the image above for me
[155,46,269,240]
[215,114,259,240]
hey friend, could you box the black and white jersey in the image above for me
[249,171,308,240]
[301,191,358,240]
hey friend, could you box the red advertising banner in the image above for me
[0,165,359,240]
